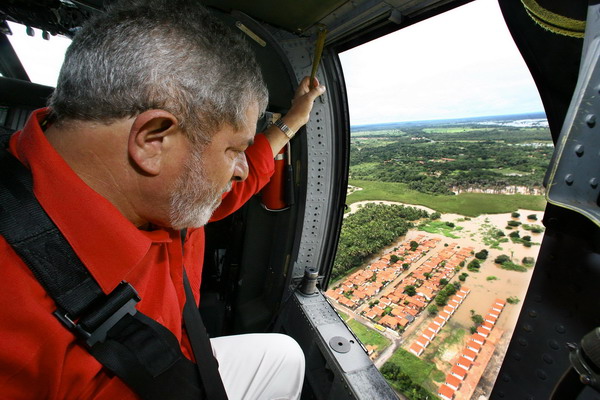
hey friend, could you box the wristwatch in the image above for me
[273,118,295,139]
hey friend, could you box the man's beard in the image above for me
[168,145,230,230]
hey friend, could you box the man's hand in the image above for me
[282,76,326,133]
[264,76,326,156]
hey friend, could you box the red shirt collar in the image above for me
[9,108,172,294]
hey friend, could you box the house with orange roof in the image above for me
[416,336,430,348]
[364,309,378,320]
[485,314,498,325]
[482,321,494,331]
[380,315,399,330]
[488,308,500,318]
[391,306,405,317]
[427,322,440,335]
[433,316,446,327]
[443,306,454,315]
[457,356,473,370]
[398,317,410,328]
[463,348,477,361]
[409,342,425,357]
[365,345,377,355]
[379,297,392,306]
[388,294,400,304]
[492,303,504,313]
[337,297,355,308]
[418,287,435,301]
[438,384,455,400]
[372,306,386,317]
[450,295,462,304]
[495,298,507,306]
[467,340,482,353]
[476,327,489,338]
[450,365,467,380]
[423,328,436,340]
[471,333,486,345]
[445,374,462,390]
[439,311,451,321]
[448,300,460,310]
[404,307,419,317]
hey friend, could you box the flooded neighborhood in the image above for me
[326,204,542,399]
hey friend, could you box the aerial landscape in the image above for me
[326,113,551,399]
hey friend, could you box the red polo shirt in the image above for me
[0,109,275,399]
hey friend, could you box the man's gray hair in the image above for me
[49,0,268,143]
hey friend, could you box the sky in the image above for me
[6,0,544,125]
[339,0,545,126]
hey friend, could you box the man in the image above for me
[0,0,325,399]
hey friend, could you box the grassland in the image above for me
[418,220,464,238]
[347,319,391,352]
[348,179,546,216]
[383,348,444,392]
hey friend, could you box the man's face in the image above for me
[167,104,259,229]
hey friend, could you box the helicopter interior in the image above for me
[1,0,599,399]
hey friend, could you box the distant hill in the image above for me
[351,112,547,133]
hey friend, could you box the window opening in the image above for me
[328,0,550,398]
[5,21,71,87]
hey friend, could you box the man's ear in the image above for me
[128,110,181,175]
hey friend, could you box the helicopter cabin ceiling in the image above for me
[0,0,471,44]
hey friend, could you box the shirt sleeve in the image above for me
[209,133,275,222]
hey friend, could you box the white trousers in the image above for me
[210,333,305,400]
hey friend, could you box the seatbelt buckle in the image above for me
[53,281,141,347]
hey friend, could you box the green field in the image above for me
[419,220,463,238]
[347,319,391,352]
[348,179,546,216]
[383,348,443,392]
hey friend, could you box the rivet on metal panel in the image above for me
[536,369,548,380]
[518,337,528,347]
[523,324,533,332]
[586,114,596,128]
[543,353,554,364]
[548,340,560,350]
[513,352,522,361]
[565,174,574,185]
[575,145,585,156]
[590,178,598,189]
[556,324,566,334]
[502,373,511,382]
[528,310,538,318]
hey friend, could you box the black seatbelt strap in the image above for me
[0,134,224,399]
[183,269,229,400]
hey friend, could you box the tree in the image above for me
[404,285,416,296]
[431,212,441,220]
[428,304,439,315]
[527,214,537,220]
[511,212,520,218]
[440,278,449,286]
[522,235,531,242]
[410,241,419,251]
[475,249,489,260]
[402,263,410,270]
[390,255,400,264]
[495,254,511,264]
[467,259,480,271]
[459,272,468,281]
[522,257,535,265]
[509,231,520,238]
[471,314,484,325]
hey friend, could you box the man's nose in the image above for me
[232,152,249,182]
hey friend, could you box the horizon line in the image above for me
[350,111,547,128]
